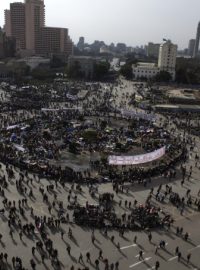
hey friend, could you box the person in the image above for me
[99,249,103,260]
[91,232,95,244]
[61,231,64,239]
[134,236,137,243]
[115,261,119,269]
[184,232,189,241]
[66,245,71,256]
[148,232,152,242]
[139,250,143,260]
[155,260,160,270]
[95,259,99,268]
[30,259,36,269]
[86,252,91,263]
[41,254,45,263]
[178,252,182,262]
[78,253,83,263]
[187,253,191,264]
[175,246,179,255]
[155,245,159,254]
[4,253,8,262]
[32,246,36,256]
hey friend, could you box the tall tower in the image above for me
[158,40,177,80]
[193,22,200,58]
[25,0,45,53]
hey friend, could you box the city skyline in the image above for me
[0,0,200,49]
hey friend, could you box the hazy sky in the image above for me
[0,0,200,49]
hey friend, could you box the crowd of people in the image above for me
[0,79,199,270]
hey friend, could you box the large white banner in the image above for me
[41,107,82,112]
[121,109,156,121]
[108,146,166,165]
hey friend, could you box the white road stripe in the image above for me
[188,244,200,252]
[168,256,178,261]
[120,244,137,250]
[129,257,152,268]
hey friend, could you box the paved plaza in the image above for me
[0,78,199,270]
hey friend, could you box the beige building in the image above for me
[4,0,73,59]
[25,0,45,54]
[37,27,71,60]
[158,40,177,80]
[9,2,26,51]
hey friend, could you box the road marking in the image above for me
[168,256,178,261]
[129,257,152,268]
[188,244,200,252]
[147,267,155,270]
[120,244,137,250]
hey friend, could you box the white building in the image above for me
[132,40,177,81]
[132,62,159,79]
[158,40,177,80]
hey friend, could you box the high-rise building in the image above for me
[193,22,200,58]
[158,40,177,80]
[10,2,26,51]
[36,27,72,60]
[4,0,73,58]
[4,10,11,37]
[188,39,196,57]
[25,0,45,53]
[146,42,160,58]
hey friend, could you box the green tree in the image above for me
[120,64,133,79]
[93,61,110,80]
[176,57,200,84]
[154,71,172,82]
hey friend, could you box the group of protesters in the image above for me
[0,78,199,270]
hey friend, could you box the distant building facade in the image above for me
[4,0,73,59]
[132,40,177,80]
[77,37,85,51]
[0,28,16,59]
[193,22,200,58]
[158,40,177,80]
[146,42,160,58]
[188,39,196,57]
[132,62,159,79]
